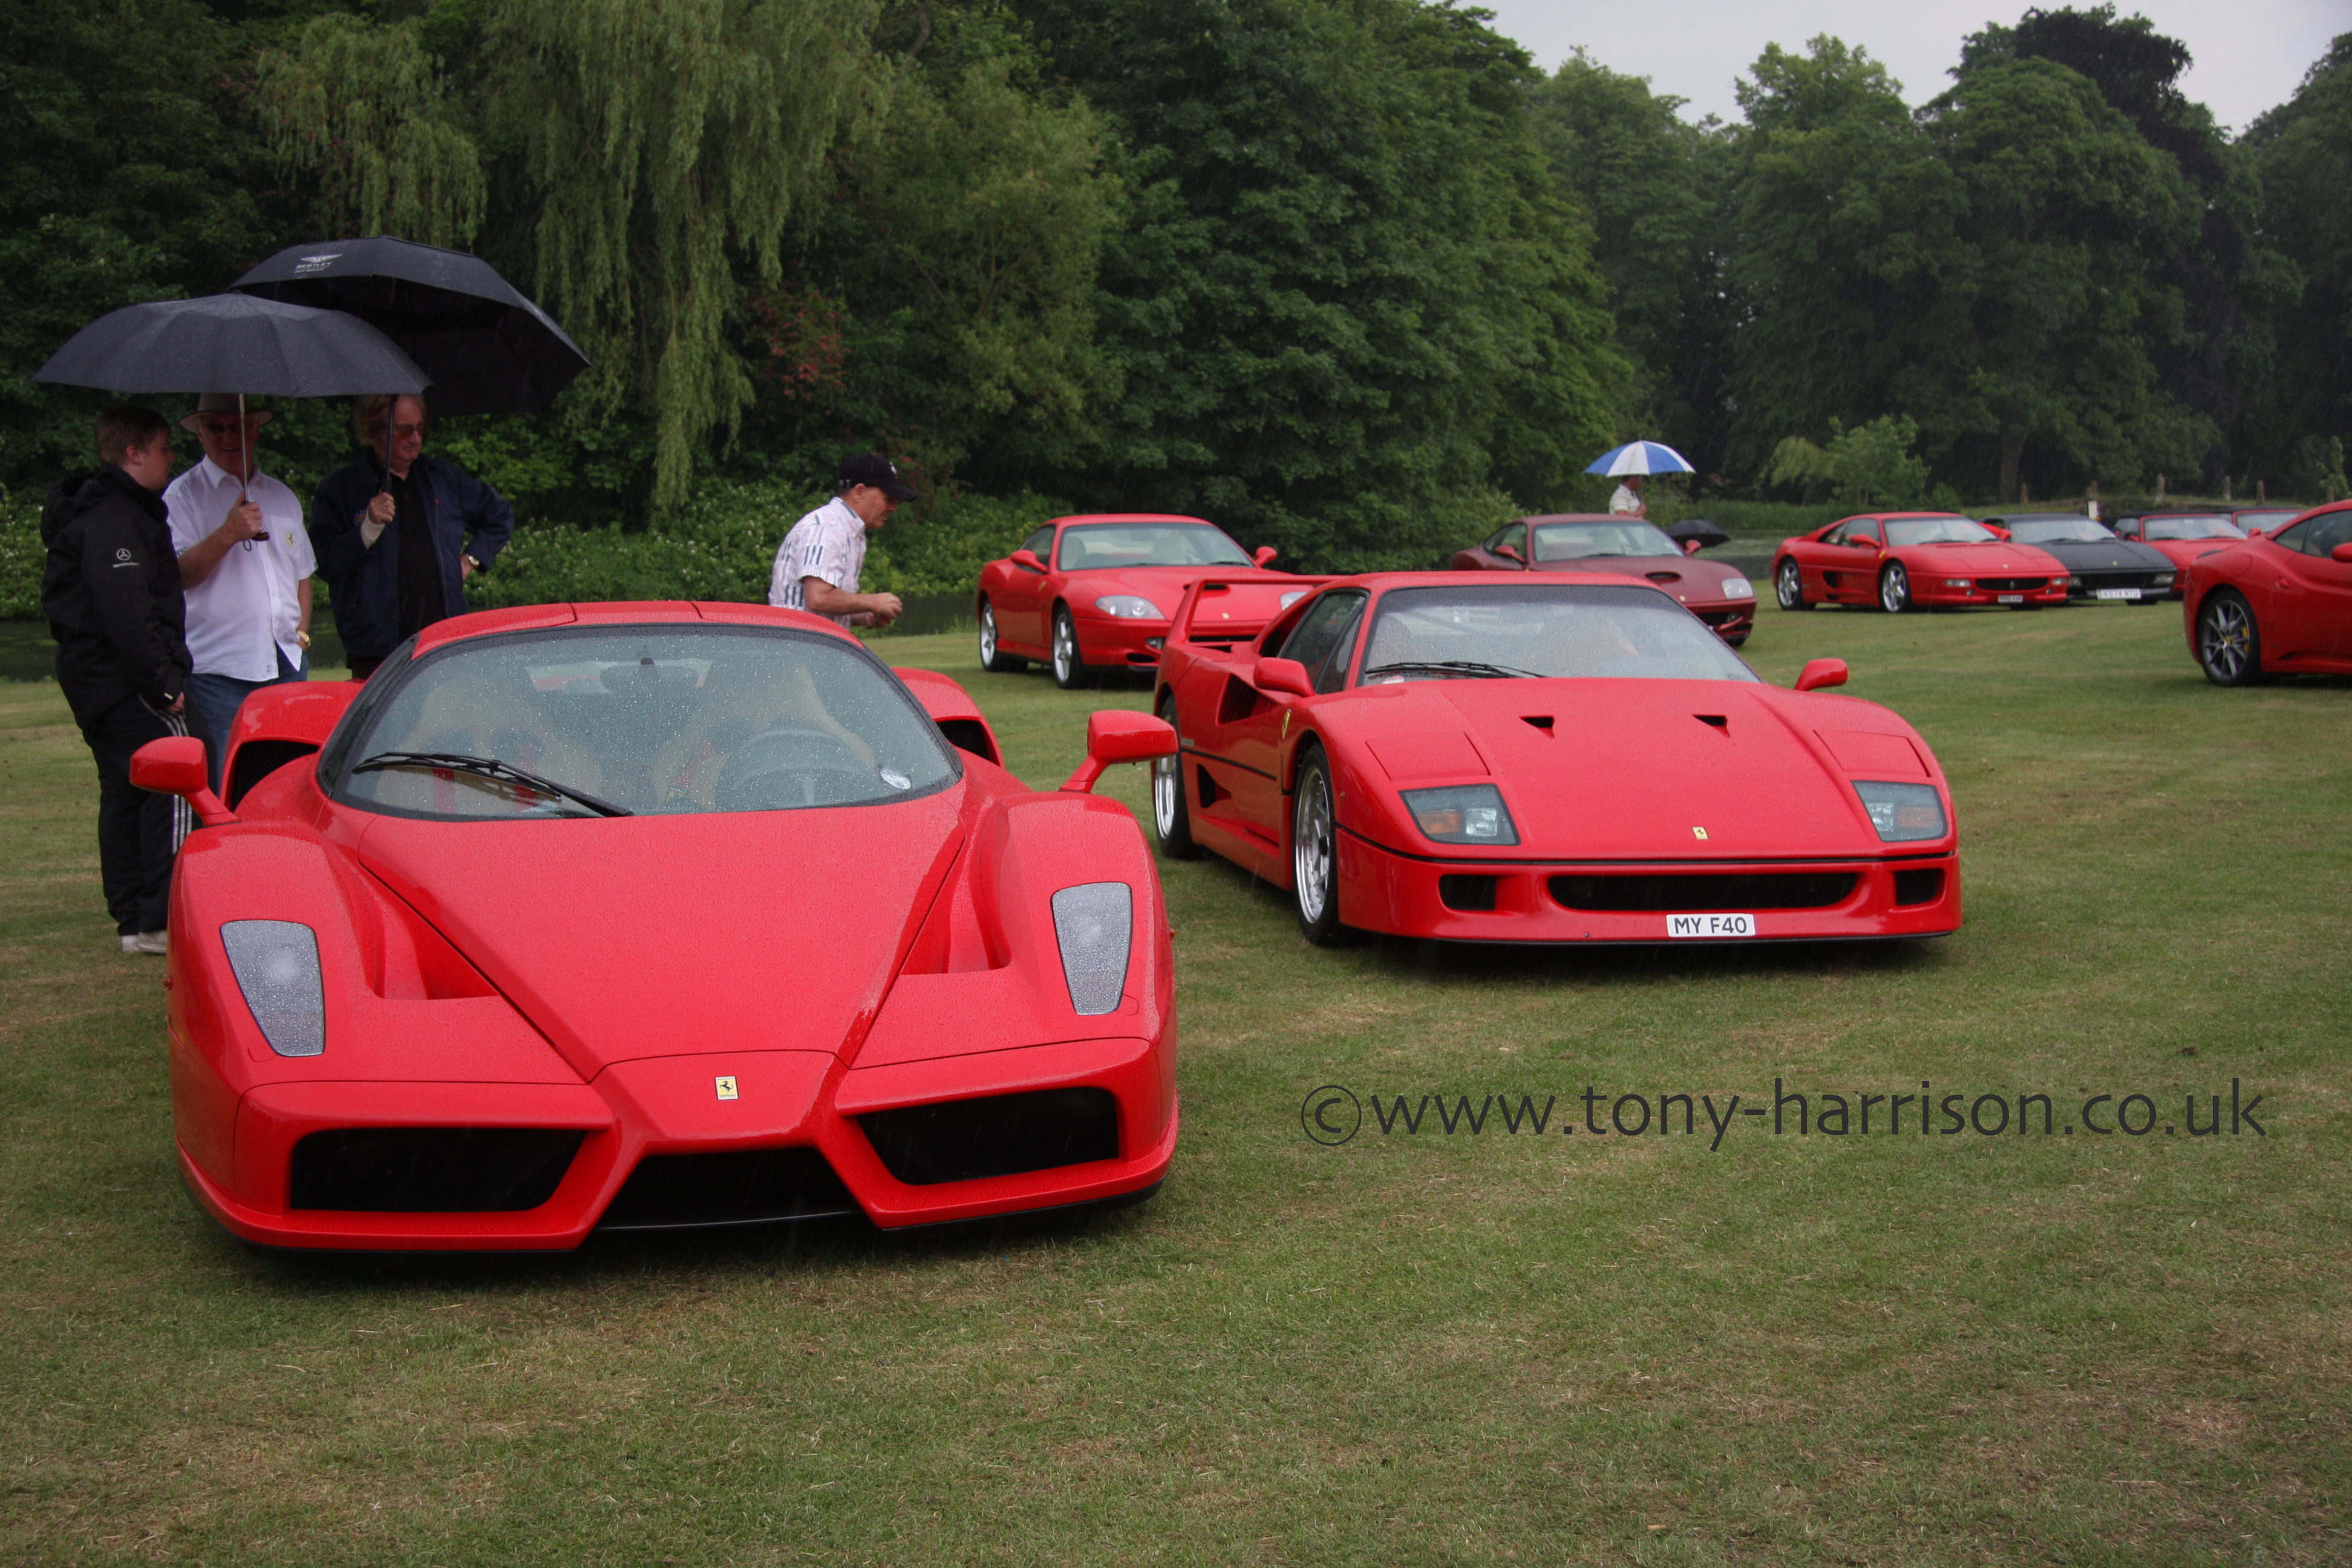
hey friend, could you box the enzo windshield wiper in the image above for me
[1361,659,1544,681]
[352,751,634,818]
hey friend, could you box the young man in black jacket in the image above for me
[42,407,194,954]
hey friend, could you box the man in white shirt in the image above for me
[1609,474,1647,518]
[164,395,315,791]
[768,452,912,629]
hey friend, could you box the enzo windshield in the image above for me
[1532,520,1679,560]
[1359,584,1758,684]
[1882,517,1996,546]
[2143,516,2244,541]
[331,626,958,819]
[2008,518,2114,544]
[1056,523,1251,570]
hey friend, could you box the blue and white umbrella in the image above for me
[1586,440,1695,477]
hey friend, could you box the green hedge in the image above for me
[1,491,39,619]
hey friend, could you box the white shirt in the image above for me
[164,457,316,681]
[1609,483,1644,516]
[768,496,869,627]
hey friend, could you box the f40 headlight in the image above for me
[1402,784,1518,846]
[1094,595,1164,619]
[1051,883,1132,1015]
[221,920,325,1057]
[1853,780,1946,843]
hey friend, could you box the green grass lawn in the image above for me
[2,599,2346,1565]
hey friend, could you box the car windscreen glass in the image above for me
[1531,521,1679,560]
[1882,517,1997,546]
[2142,515,2244,541]
[1359,584,1759,684]
[2008,518,2117,544]
[331,626,958,819]
[1054,523,1251,570]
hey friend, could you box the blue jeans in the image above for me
[186,647,308,793]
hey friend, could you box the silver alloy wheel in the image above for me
[1053,609,1081,687]
[2198,594,2255,683]
[1293,759,1334,926]
[1776,558,1807,610]
[978,602,999,665]
[1880,563,1910,613]
[1152,733,1181,838]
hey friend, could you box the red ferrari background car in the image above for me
[1147,572,1962,945]
[2112,511,2247,597]
[2181,501,2352,685]
[975,513,1283,689]
[1774,513,2071,613]
[1451,514,1756,645]
[132,602,1180,1252]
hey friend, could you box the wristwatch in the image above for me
[296,630,312,650]
[463,553,483,572]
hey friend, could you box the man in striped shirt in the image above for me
[768,452,912,629]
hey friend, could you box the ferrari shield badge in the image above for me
[1692,826,1708,840]
[715,1075,739,1100]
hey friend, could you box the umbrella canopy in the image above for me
[1665,518,1732,550]
[1587,440,1696,477]
[232,237,589,417]
[34,293,430,398]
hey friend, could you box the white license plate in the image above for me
[2094,587,2141,600]
[1997,593,2024,604]
[1668,912,1754,939]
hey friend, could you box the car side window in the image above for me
[1020,527,1054,561]
[1823,521,1855,546]
[1316,599,1366,693]
[2283,512,2352,557]
[1847,520,1883,546]
[1485,525,1520,554]
[1279,590,1367,685]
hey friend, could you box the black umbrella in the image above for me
[1665,518,1732,551]
[231,237,589,417]
[34,293,430,400]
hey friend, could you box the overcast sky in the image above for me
[1476,0,2344,135]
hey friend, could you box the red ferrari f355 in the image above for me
[132,602,1179,1252]
[1148,573,1962,945]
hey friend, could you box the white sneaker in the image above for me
[134,930,168,956]
[120,934,142,954]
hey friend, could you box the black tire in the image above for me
[1150,696,1203,860]
[2197,589,2264,687]
[1722,633,1749,649]
[1878,562,1912,614]
[977,599,1026,673]
[1290,742,1354,946]
[1774,558,1811,611]
[1051,606,1091,690]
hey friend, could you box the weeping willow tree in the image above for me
[254,15,486,249]
[489,0,887,506]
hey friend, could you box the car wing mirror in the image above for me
[1794,658,1849,693]
[1060,710,1178,793]
[2333,542,2352,563]
[1011,549,1045,573]
[130,736,236,826]
[1252,545,1278,567]
[1494,543,1524,565]
[1984,524,2011,540]
[1252,656,1316,699]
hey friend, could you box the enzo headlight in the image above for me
[1051,883,1132,1016]
[221,920,325,1057]
[1853,781,1946,843]
[1402,784,1519,846]
[1094,595,1163,619]
[1719,577,1754,599]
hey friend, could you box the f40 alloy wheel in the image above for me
[1151,697,1203,860]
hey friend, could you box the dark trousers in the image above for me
[79,694,189,936]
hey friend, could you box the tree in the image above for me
[1766,415,1932,509]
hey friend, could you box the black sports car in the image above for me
[1982,515,2176,604]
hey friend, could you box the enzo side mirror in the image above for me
[1252,545,1278,567]
[1011,549,1045,573]
[129,735,236,826]
[1060,710,1178,793]
[2333,543,2352,564]
[1794,658,1849,693]
[1252,656,1316,699]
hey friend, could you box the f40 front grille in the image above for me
[1549,873,1860,912]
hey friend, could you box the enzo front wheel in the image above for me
[2197,589,2264,687]
[1775,558,1811,611]
[1051,607,1091,690]
[1879,562,1912,613]
[1151,697,1203,859]
[977,600,1026,673]
[1291,742,1353,946]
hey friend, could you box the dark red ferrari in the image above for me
[2181,501,2352,685]
[1148,573,1962,945]
[2112,511,2247,598]
[1773,513,2071,612]
[131,602,1180,1252]
[1450,514,1756,645]
[975,512,1284,689]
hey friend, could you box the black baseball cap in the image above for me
[838,452,916,500]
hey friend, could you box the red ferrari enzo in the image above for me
[975,512,1284,690]
[1450,514,1757,645]
[132,602,1180,1252]
[2181,501,2352,685]
[1148,573,1962,945]
[1773,513,2071,613]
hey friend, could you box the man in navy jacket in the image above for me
[310,393,515,678]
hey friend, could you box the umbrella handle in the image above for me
[238,391,255,551]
